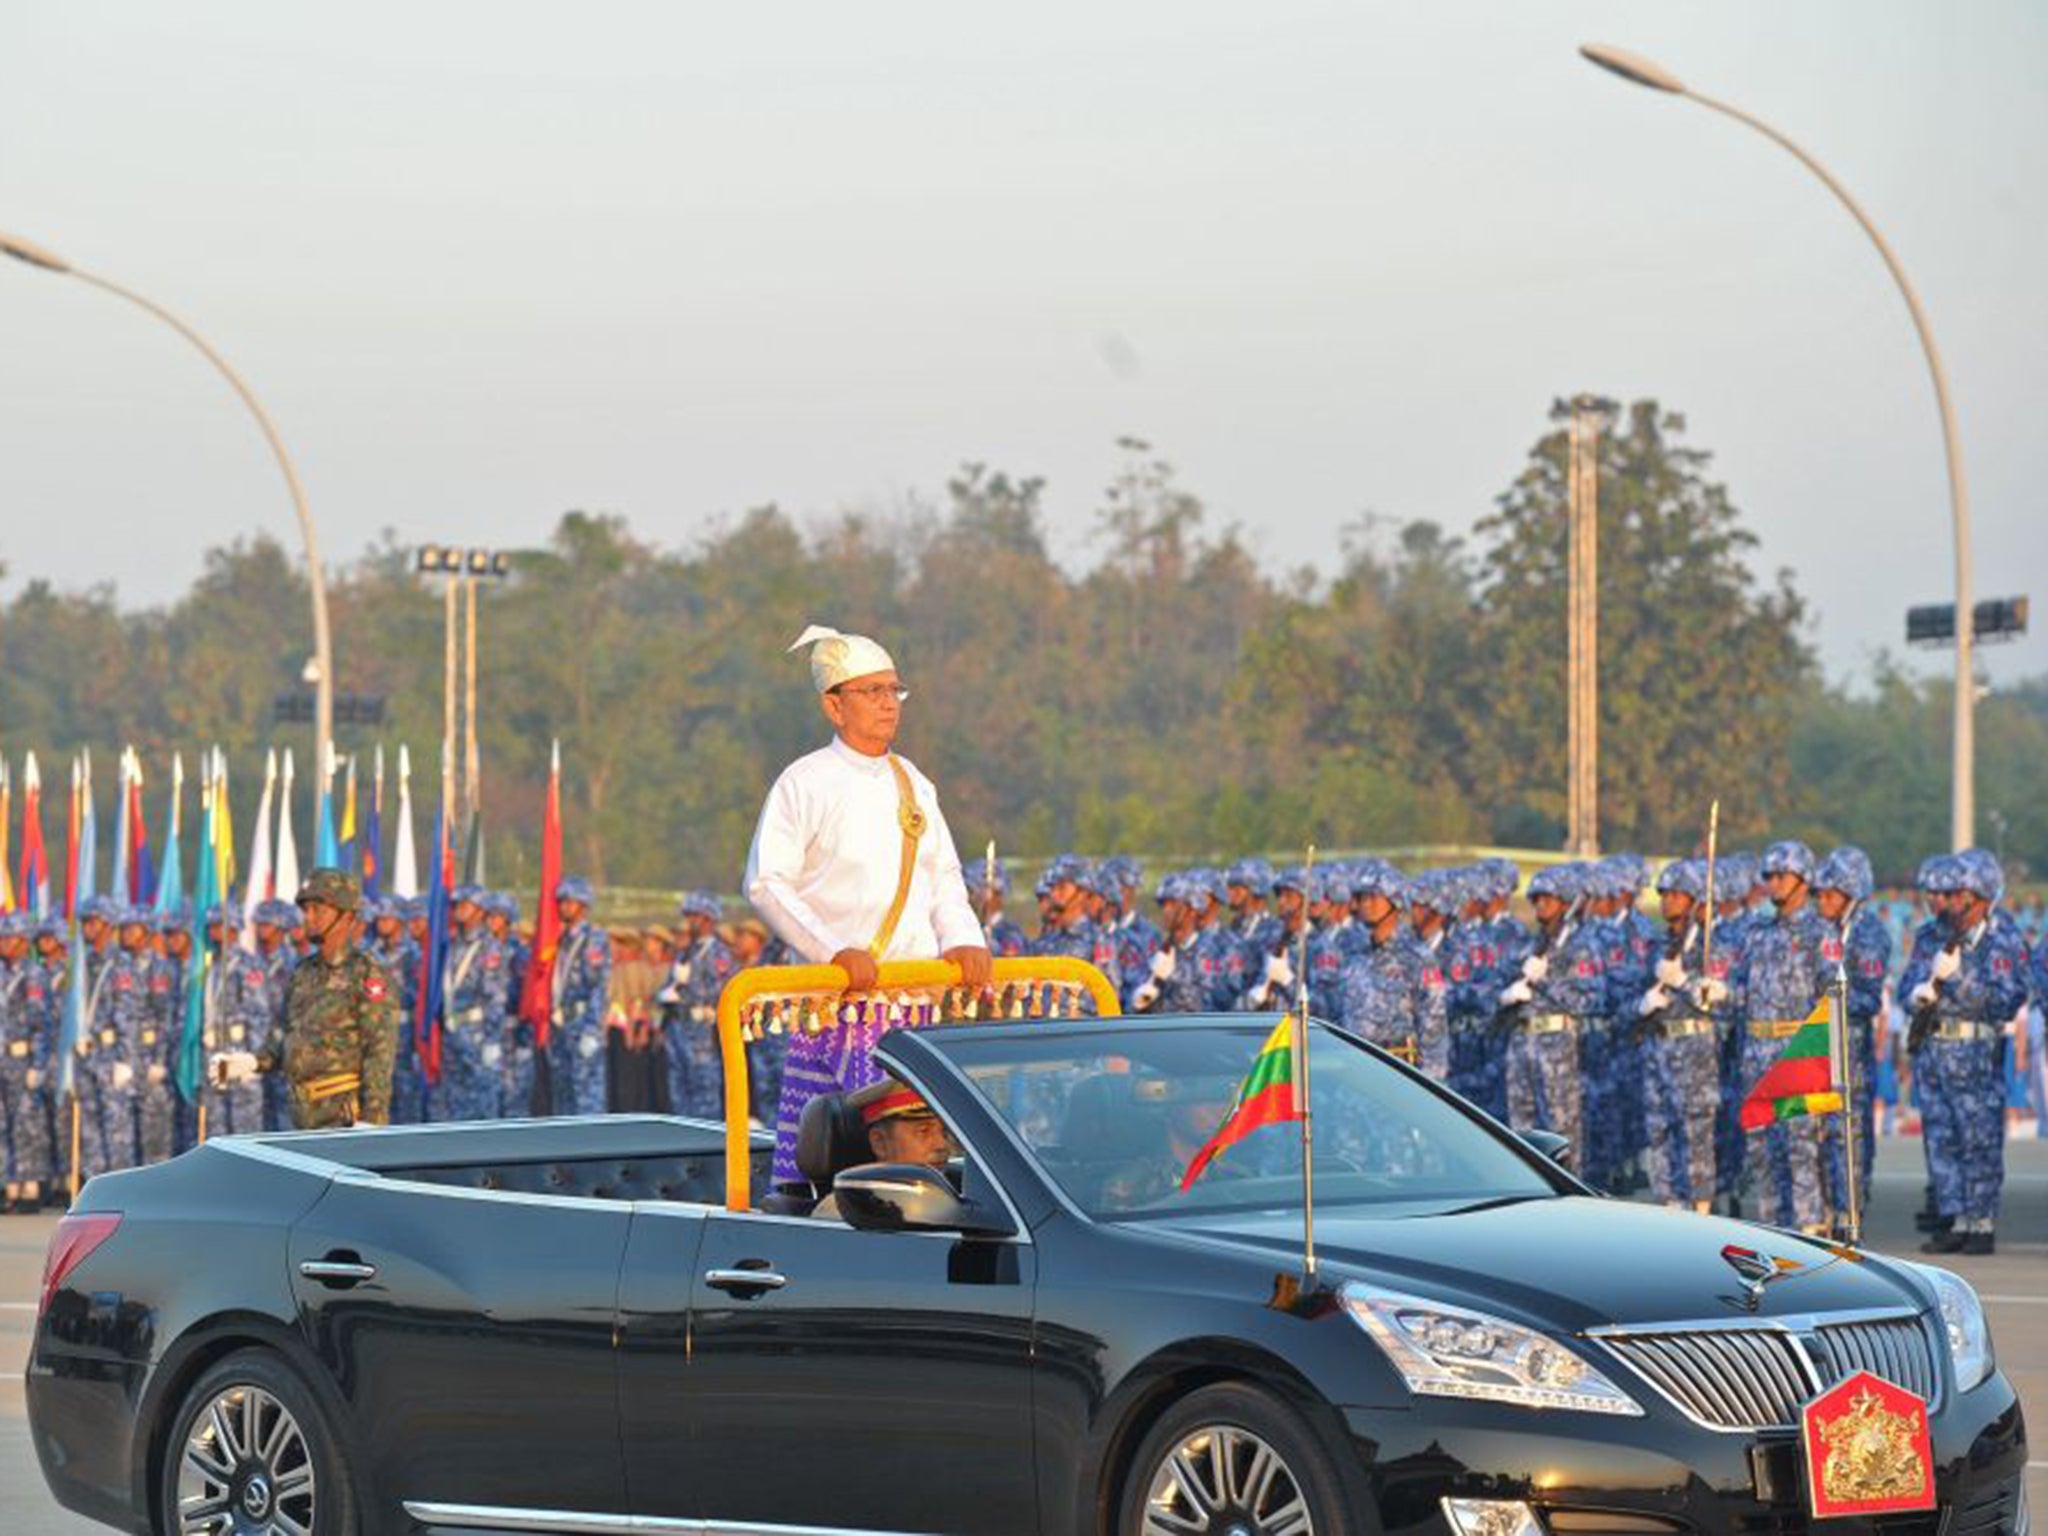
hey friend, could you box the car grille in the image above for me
[1595,1316,1938,1431]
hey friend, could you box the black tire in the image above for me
[1117,1380,1350,1536]
[156,1346,362,1536]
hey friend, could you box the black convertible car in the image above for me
[27,1011,2028,1536]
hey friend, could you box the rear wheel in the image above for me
[1119,1381,1347,1536]
[158,1347,359,1536]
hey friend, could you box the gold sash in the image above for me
[867,755,928,960]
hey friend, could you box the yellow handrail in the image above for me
[715,957,1121,1211]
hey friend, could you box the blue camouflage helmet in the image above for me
[487,892,521,921]
[252,898,295,928]
[152,909,183,933]
[1951,848,2004,903]
[678,889,723,922]
[972,856,1011,896]
[1759,840,1817,884]
[362,895,395,923]
[450,883,484,909]
[203,903,232,927]
[1100,855,1142,892]
[1815,846,1875,902]
[1409,869,1455,913]
[555,875,596,908]
[0,912,31,939]
[1655,858,1709,901]
[34,915,65,941]
[1481,858,1521,901]
[1349,860,1406,905]
[1044,853,1091,891]
[401,895,430,921]
[1716,852,1759,896]
[1601,853,1648,894]
[1225,858,1274,896]
[78,894,122,925]
[1188,869,1228,908]
[1526,865,1576,903]
[1272,865,1309,896]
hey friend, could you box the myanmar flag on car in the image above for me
[1739,999,1844,1130]
[1181,1016,1305,1190]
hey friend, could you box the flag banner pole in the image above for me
[1832,973,1860,1245]
[69,1095,81,1204]
[1296,844,1319,1285]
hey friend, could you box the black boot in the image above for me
[1920,1228,1968,1254]
[1961,1229,1995,1256]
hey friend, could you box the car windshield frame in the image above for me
[920,1014,1575,1225]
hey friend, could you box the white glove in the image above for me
[655,982,682,1005]
[578,1033,600,1059]
[212,1050,259,1085]
[1655,957,1687,988]
[1521,955,1550,983]
[1931,947,1961,982]
[111,1062,135,1091]
[1132,982,1161,1011]
[672,961,693,987]
[1911,982,1938,1010]
[1693,978,1729,1008]
[147,1063,168,1086]
[25,1069,43,1091]
[1149,949,1178,980]
[481,1042,503,1068]
[1265,953,1294,988]
[1500,979,1534,1006]
[1639,986,1671,1017]
[689,1004,714,1024]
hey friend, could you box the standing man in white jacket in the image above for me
[745,624,990,1190]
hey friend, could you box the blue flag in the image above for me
[57,919,86,1100]
[177,775,221,1103]
[415,788,453,1087]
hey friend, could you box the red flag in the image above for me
[18,753,51,918]
[519,740,564,1050]
[64,758,82,920]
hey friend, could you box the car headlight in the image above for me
[1340,1283,1642,1416]
[1905,1262,1994,1391]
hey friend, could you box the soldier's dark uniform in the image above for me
[253,869,401,1129]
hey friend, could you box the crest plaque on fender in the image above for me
[1800,1370,1936,1519]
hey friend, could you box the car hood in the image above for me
[1156,1195,1926,1331]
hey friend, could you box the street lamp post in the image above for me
[0,229,335,789]
[1578,44,1977,850]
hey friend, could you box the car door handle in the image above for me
[300,1258,378,1286]
[704,1267,788,1294]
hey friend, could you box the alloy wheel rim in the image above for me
[1141,1423,1312,1536]
[176,1383,317,1536]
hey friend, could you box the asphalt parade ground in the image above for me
[0,1138,2040,1535]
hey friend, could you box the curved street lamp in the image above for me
[0,228,335,792]
[1579,43,1977,851]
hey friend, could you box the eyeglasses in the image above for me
[836,683,911,704]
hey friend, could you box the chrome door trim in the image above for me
[403,1499,944,1534]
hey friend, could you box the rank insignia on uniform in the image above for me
[365,974,387,1001]
[1800,1371,1935,1519]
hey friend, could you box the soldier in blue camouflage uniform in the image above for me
[659,889,734,1119]
[1496,865,1604,1156]
[251,899,301,1132]
[1030,855,1122,1009]
[1225,859,1286,968]
[1129,875,1237,1014]
[364,898,424,1124]
[121,909,179,1164]
[1728,841,1835,1232]
[1633,859,1723,1210]
[1814,846,1890,1208]
[548,876,613,1117]
[475,894,532,1116]
[0,913,57,1206]
[439,886,511,1120]
[1104,857,1162,994]
[1240,866,1308,1014]
[1302,872,1354,1024]
[201,906,271,1136]
[1710,852,1760,1212]
[70,898,138,1178]
[968,859,1029,959]
[1607,854,1657,1192]
[1336,863,1420,1059]
[1908,849,2028,1255]
[1401,871,1456,1082]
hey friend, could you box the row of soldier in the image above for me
[3,844,2031,1251]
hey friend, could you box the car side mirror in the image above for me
[832,1163,1015,1238]
[1521,1129,1572,1167]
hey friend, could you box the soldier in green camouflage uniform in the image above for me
[215,868,400,1129]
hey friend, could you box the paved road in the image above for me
[2,1138,2042,1535]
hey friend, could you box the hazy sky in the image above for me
[3,2,2043,687]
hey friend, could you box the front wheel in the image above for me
[158,1347,360,1536]
[1120,1381,1349,1536]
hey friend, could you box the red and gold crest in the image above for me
[1800,1370,1936,1519]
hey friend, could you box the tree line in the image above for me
[3,398,2041,894]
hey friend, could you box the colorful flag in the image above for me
[211,748,236,902]
[414,765,454,1085]
[275,749,301,901]
[129,751,156,905]
[1738,1000,1845,1130]
[74,751,97,914]
[241,749,277,948]
[519,740,565,1049]
[153,753,186,916]
[18,752,50,919]
[63,758,82,920]
[57,909,87,1100]
[176,763,223,1103]
[391,745,419,899]
[0,759,13,913]
[315,742,340,870]
[337,754,358,876]
[361,746,384,902]
[1180,1016,1308,1191]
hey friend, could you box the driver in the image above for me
[812,1080,960,1220]
[1099,1076,1247,1211]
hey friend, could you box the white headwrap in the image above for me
[789,624,897,693]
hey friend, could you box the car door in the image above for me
[287,1174,631,1518]
[618,1196,1038,1534]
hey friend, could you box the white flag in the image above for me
[275,748,302,902]
[391,744,419,899]
[241,749,278,950]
